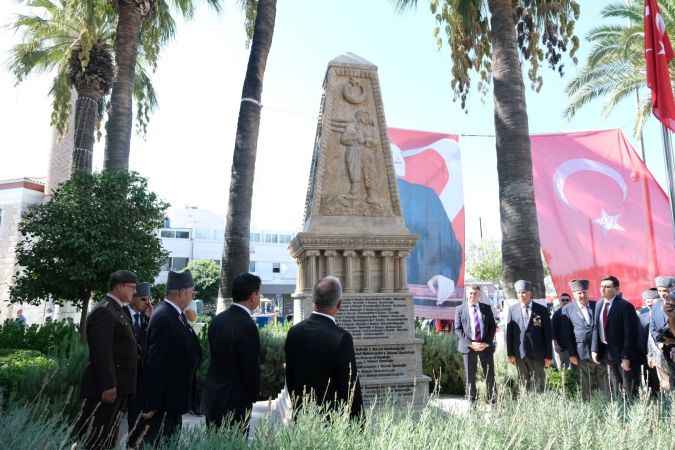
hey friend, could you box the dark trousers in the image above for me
[572,359,606,401]
[127,392,145,448]
[643,365,661,399]
[206,404,252,434]
[138,411,182,448]
[515,357,546,392]
[604,358,640,399]
[462,350,496,403]
[73,397,126,450]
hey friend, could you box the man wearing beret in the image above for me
[140,270,202,448]
[126,282,152,442]
[650,276,675,392]
[560,279,603,401]
[75,270,138,450]
[506,280,552,392]
[638,288,661,398]
[591,275,640,399]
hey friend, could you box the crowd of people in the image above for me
[74,271,362,450]
[456,276,675,404]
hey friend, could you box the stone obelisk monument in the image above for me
[289,53,429,409]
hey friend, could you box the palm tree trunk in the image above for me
[103,0,145,171]
[78,290,91,342]
[71,90,100,174]
[219,0,277,304]
[488,0,545,298]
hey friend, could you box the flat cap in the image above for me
[134,282,151,297]
[167,270,194,291]
[642,288,660,301]
[569,279,589,292]
[514,280,532,292]
[655,276,674,289]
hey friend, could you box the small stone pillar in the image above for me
[381,251,395,292]
[396,251,409,292]
[306,250,321,288]
[325,250,338,276]
[343,250,357,293]
[362,250,376,293]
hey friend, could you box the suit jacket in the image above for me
[128,306,149,391]
[80,296,138,399]
[650,301,670,343]
[551,308,565,345]
[285,313,363,418]
[143,301,202,414]
[590,295,639,363]
[204,304,261,418]
[638,308,652,361]
[560,301,596,361]
[454,302,496,354]
[506,301,553,361]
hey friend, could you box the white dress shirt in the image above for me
[578,303,591,325]
[467,303,483,340]
[521,302,532,324]
[312,311,337,324]
[599,297,615,345]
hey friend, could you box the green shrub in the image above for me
[0,349,58,401]
[416,329,464,395]
[259,321,290,400]
[0,319,78,356]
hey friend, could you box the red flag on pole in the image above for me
[645,0,675,131]
[531,129,675,307]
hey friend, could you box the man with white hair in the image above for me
[284,276,363,418]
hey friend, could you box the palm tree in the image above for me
[103,0,222,171]
[220,0,277,304]
[565,1,675,138]
[9,0,158,172]
[395,0,581,298]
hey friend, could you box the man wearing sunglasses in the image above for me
[126,282,152,442]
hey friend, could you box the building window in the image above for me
[249,261,256,273]
[160,229,175,238]
[250,232,260,242]
[171,257,189,271]
[175,231,190,239]
[272,262,281,273]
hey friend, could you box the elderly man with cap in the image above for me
[75,270,138,450]
[139,270,202,448]
[506,280,552,393]
[551,292,572,370]
[650,277,675,392]
[638,288,661,398]
[559,279,603,401]
[126,282,152,440]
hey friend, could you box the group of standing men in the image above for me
[455,275,675,403]
[75,270,362,449]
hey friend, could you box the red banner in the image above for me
[531,129,675,306]
[645,0,675,131]
[388,128,465,319]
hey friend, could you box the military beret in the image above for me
[167,270,194,291]
[642,288,660,301]
[655,276,674,289]
[569,279,589,292]
[109,270,138,289]
[514,280,532,292]
[134,282,151,297]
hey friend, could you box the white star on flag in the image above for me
[594,209,625,233]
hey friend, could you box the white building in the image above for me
[0,178,51,324]
[157,206,298,315]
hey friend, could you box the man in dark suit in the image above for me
[285,276,363,418]
[126,282,152,441]
[139,270,202,448]
[638,288,660,398]
[506,280,552,392]
[454,285,497,404]
[591,275,640,399]
[560,279,603,401]
[650,276,674,392]
[204,273,261,430]
[74,271,138,450]
[551,292,571,369]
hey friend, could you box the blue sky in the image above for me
[0,0,667,244]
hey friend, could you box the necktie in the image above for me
[180,312,191,330]
[524,305,530,324]
[472,305,481,340]
[134,313,141,331]
[602,302,609,338]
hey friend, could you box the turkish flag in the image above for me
[645,0,675,131]
[531,129,675,307]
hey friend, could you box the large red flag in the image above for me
[645,0,675,131]
[532,129,675,306]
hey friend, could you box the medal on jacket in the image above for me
[532,315,542,327]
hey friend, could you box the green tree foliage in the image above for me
[186,259,220,303]
[10,171,168,335]
[466,240,503,284]
[565,1,675,136]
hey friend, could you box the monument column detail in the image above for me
[306,250,320,288]
[343,250,357,293]
[362,250,376,293]
[396,251,409,292]
[381,251,394,292]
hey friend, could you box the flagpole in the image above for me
[661,123,675,245]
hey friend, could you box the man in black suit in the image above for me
[591,275,640,399]
[285,276,363,418]
[560,279,603,401]
[551,293,571,369]
[454,285,497,404]
[139,270,202,448]
[75,270,138,450]
[506,280,552,392]
[126,282,152,441]
[204,273,261,430]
